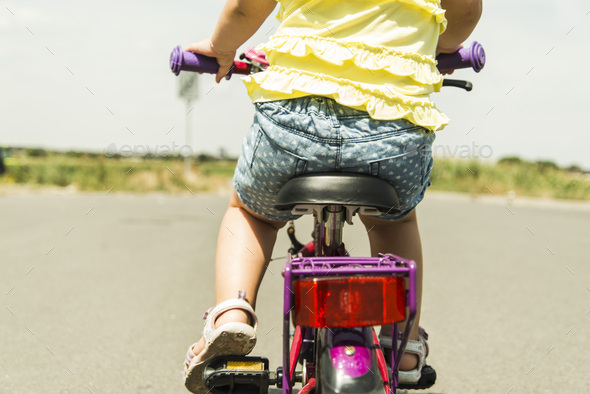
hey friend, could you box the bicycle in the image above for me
[170,42,485,394]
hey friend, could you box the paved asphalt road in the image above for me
[1,192,589,394]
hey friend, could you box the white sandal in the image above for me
[379,327,435,389]
[184,292,258,393]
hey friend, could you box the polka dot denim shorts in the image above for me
[234,96,436,222]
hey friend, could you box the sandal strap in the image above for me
[379,327,429,359]
[395,327,429,342]
[378,335,426,358]
[402,336,426,363]
[379,327,432,386]
[203,297,258,341]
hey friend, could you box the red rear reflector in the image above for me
[293,276,406,327]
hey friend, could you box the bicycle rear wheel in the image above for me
[314,327,387,394]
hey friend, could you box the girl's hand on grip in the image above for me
[436,44,462,75]
[185,38,236,83]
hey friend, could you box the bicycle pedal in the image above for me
[204,356,272,394]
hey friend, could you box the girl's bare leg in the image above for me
[191,188,286,357]
[359,209,423,370]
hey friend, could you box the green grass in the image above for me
[429,159,590,200]
[2,149,589,200]
[1,154,235,194]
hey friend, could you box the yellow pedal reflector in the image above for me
[226,361,264,371]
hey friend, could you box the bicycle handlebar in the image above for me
[169,45,251,77]
[436,41,485,73]
[170,41,485,76]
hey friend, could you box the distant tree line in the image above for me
[497,156,586,174]
[1,147,238,163]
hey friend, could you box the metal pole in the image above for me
[184,99,193,176]
[177,71,198,177]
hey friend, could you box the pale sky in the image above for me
[1,0,589,168]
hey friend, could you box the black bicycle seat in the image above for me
[274,173,400,213]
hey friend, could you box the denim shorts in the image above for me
[234,96,435,222]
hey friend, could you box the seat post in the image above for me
[323,205,345,255]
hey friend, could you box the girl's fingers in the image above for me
[215,62,234,83]
[184,38,236,82]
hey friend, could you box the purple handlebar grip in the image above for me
[170,45,221,76]
[436,41,485,73]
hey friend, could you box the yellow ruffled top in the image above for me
[242,0,449,130]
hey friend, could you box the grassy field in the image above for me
[0,151,235,194]
[1,149,589,200]
[429,158,590,200]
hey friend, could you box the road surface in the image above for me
[1,191,589,393]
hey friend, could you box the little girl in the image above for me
[182,0,482,392]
